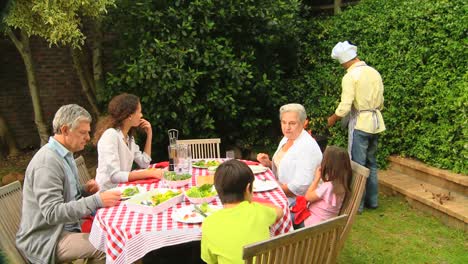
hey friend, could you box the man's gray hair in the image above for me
[279,103,307,123]
[52,104,92,134]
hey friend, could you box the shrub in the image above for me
[299,0,467,173]
[104,0,303,158]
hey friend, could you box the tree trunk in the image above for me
[71,47,101,116]
[334,0,342,14]
[7,28,49,146]
[0,114,20,157]
[91,19,105,96]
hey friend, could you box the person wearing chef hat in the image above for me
[327,41,386,213]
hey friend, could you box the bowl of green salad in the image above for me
[163,171,192,188]
[184,184,217,204]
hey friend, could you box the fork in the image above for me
[193,205,208,217]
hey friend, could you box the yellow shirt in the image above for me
[201,201,276,264]
[335,61,386,134]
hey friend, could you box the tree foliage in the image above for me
[105,0,304,158]
[3,0,115,48]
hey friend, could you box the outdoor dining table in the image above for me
[89,160,293,264]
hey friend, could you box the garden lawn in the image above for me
[338,194,468,263]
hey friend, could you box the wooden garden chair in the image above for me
[75,155,92,185]
[243,215,347,264]
[176,138,221,159]
[335,160,370,254]
[0,181,27,263]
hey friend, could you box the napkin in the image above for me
[290,196,311,225]
[243,160,260,165]
[154,161,169,168]
[130,178,161,185]
[81,216,94,233]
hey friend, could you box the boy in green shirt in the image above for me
[201,160,283,264]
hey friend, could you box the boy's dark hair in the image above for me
[320,146,352,196]
[214,160,254,204]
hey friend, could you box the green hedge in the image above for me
[103,0,467,173]
[299,0,467,173]
[104,0,303,158]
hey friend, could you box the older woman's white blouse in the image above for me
[272,130,322,205]
[96,128,151,190]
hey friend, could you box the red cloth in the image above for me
[242,160,260,165]
[81,216,94,233]
[130,178,160,185]
[290,196,311,225]
[154,161,169,168]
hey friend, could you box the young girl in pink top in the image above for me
[302,146,352,227]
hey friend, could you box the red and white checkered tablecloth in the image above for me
[89,161,293,264]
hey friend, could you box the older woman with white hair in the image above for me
[257,103,323,205]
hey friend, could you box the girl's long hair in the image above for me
[92,93,140,145]
[320,146,352,196]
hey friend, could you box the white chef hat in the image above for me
[331,41,358,64]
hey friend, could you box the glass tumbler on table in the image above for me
[175,144,191,174]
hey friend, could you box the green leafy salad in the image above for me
[122,187,140,198]
[164,171,192,181]
[150,190,181,205]
[186,184,217,198]
[192,160,221,168]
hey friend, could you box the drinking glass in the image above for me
[226,150,235,160]
[175,144,191,174]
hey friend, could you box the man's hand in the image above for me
[100,190,121,207]
[327,114,340,127]
[85,179,99,194]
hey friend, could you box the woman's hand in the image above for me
[147,168,163,179]
[139,118,152,136]
[257,153,271,168]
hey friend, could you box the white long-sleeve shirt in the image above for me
[272,130,323,205]
[96,128,151,190]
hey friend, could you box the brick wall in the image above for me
[0,36,92,149]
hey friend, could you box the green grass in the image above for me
[338,194,468,264]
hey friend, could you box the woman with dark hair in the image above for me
[297,146,352,227]
[94,93,162,190]
[201,160,283,264]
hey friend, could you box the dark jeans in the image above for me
[142,241,205,264]
[351,129,379,211]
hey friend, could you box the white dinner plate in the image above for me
[110,186,147,199]
[248,165,268,174]
[253,180,278,192]
[172,205,222,223]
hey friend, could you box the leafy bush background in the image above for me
[298,0,467,173]
[104,0,304,159]
[103,0,467,174]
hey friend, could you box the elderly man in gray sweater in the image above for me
[16,104,121,264]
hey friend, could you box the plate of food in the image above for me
[172,203,222,223]
[192,160,222,169]
[111,186,147,199]
[253,180,278,192]
[184,184,218,204]
[248,165,268,174]
[124,188,183,214]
